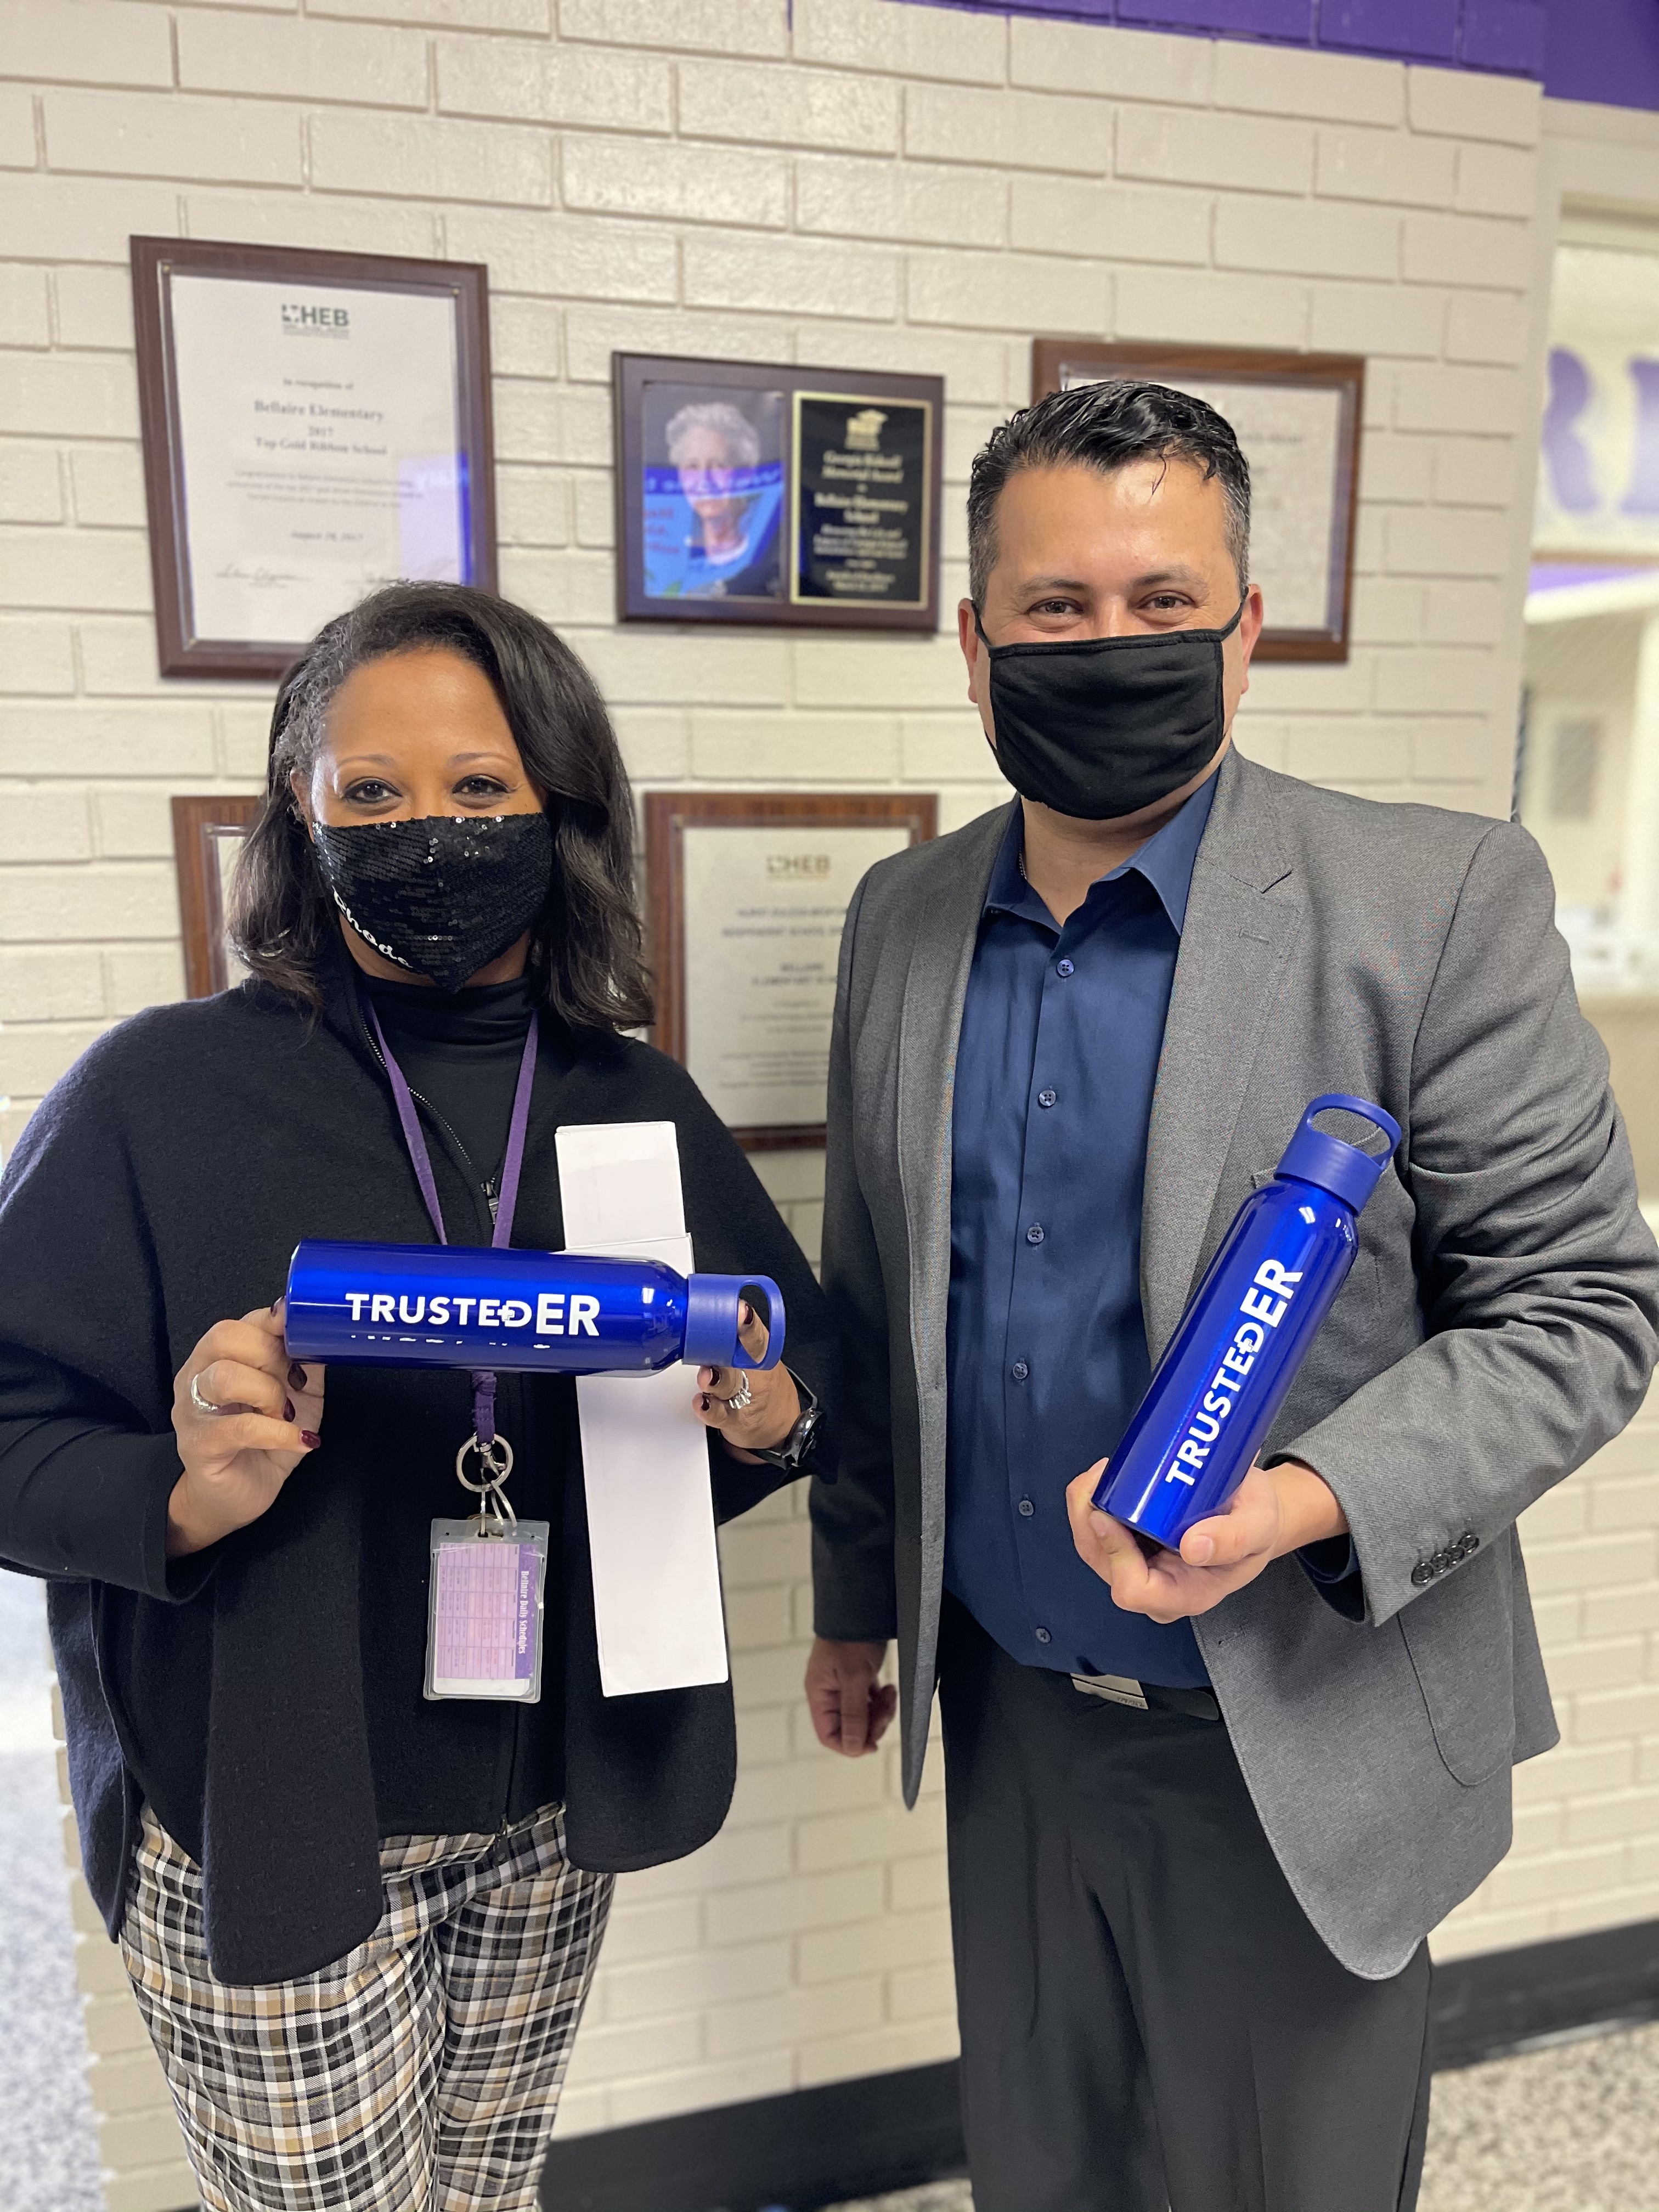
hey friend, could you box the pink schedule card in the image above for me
[425,1520,549,1701]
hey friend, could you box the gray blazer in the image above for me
[812,748,1659,1979]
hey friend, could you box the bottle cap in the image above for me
[682,1273,787,1370]
[1275,1093,1401,1214]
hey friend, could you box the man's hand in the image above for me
[1065,1457,1347,1624]
[805,1637,898,1757]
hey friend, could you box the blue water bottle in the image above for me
[283,1241,785,1378]
[1095,1093,1400,1550]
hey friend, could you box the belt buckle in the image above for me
[1071,1672,1149,1711]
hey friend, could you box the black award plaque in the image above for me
[791,392,933,611]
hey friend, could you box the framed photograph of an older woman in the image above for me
[641,382,786,604]
[614,353,944,631]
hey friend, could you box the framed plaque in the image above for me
[173,795,259,996]
[614,354,943,631]
[132,236,496,680]
[1032,340,1364,662]
[646,793,936,1147]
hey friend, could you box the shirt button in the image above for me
[1011,1359,1029,1381]
[1035,1626,1052,1645]
[1025,1223,1045,1245]
[1018,1497,1035,1517]
[1038,1088,1057,1108]
[1056,958,1075,978]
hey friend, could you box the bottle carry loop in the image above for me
[1276,1093,1402,1211]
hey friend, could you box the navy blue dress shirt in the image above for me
[944,777,1218,1688]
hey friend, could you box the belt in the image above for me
[1071,1671,1222,1724]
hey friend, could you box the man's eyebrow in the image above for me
[1012,565,1209,593]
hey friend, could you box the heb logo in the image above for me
[281,301,349,335]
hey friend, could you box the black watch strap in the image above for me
[753,1373,821,1471]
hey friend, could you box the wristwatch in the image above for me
[752,1373,823,1472]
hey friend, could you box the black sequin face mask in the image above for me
[313,812,554,992]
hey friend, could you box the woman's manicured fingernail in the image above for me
[288,1360,307,1391]
[738,1301,752,1325]
[301,1431,321,1450]
[271,1297,283,1317]
[283,1398,295,1423]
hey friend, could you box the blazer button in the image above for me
[1458,1531,1479,1559]
[1411,1561,1434,1587]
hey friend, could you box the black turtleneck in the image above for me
[365,973,537,1200]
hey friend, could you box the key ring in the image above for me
[456,1433,515,1490]
[455,1434,517,1531]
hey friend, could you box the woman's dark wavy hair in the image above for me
[229,582,653,1032]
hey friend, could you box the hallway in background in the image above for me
[0,1570,101,2212]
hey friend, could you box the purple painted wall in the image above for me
[1542,0,1659,111]
[933,0,1659,109]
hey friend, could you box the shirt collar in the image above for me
[983,767,1220,936]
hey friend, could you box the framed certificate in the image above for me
[646,792,936,1147]
[173,795,260,996]
[132,237,496,679]
[614,354,943,631]
[1031,340,1364,662]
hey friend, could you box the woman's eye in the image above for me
[345,780,397,805]
[454,777,511,800]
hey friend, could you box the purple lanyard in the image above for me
[364,996,539,1452]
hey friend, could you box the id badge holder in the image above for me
[426,1515,551,1702]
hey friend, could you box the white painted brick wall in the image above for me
[1,7,1643,2204]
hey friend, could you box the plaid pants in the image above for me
[120,1803,612,2212]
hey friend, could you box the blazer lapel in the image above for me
[895,804,1012,1397]
[1142,751,1305,1361]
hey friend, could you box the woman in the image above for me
[665,397,784,600]
[0,583,832,2211]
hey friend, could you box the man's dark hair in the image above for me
[966,380,1252,607]
[230,580,653,1032]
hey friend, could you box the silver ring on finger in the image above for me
[721,1372,753,1414]
[188,1372,223,1418]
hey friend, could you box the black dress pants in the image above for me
[937,1599,1432,2212]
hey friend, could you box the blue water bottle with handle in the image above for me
[1094,1093,1401,1550]
[283,1241,786,1378]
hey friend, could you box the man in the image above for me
[805,380,1659,2212]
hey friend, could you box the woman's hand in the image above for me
[692,1300,800,1462]
[166,1301,325,1558]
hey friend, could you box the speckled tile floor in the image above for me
[0,1570,103,2212]
[822,2021,1659,2211]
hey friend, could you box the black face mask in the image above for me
[313,812,554,993]
[977,598,1244,821]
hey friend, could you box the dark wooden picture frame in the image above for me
[1031,340,1364,662]
[132,236,496,681]
[173,795,261,997]
[646,792,936,1148]
[614,353,944,632]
